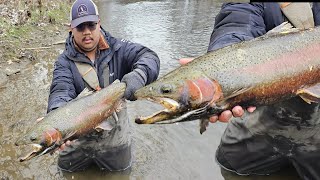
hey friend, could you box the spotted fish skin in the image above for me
[15,81,126,161]
[134,27,320,132]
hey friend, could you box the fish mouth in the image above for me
[135,97,213,124]
[19,144,44,162]
[135,97,182,124]
[19,143,57,162]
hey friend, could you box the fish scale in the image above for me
[15,80,126,161]
[134,26,320,133]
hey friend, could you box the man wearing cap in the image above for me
[47,0,160,172]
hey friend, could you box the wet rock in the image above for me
[0,170,12,180]
[0,72,8,87]
[4,66,20,76]
[19,51,35,61]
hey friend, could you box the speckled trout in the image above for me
[15,80,126,162]
[134,24,320,134]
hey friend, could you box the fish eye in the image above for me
[161,84,172,94]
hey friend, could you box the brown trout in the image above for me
[134,25,320,134]
[15,80,126,162]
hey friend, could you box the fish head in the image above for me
[134,70,223,124]
[15,127,62,162]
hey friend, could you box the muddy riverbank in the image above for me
[0,0,71,87]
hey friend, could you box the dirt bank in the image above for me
[0,0,72,87]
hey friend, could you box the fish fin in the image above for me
[216,87,251,106]
[264,21,300,37]
[35,116,44,123]
[228,87,252,99]
[75,80,120,101]
[214,87,252,111]
[115,100,124,113]
[199,119,209,134]
[95,120,114,132]
[112,79,120,84]
[62,131,77,142]
[112,112,119,122]
[75,87,94,100]
[297,83,320,104]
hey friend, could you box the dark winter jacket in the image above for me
[208,2,320,52]
[47,27,160,112]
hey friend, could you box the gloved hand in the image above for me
[121,69,147,101]
[279,3,314,30]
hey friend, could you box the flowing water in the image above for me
[0,0,301,179]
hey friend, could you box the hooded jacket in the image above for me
[47,27,160,112]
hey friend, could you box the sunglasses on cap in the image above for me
[75,22,98,32]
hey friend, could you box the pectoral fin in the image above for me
[265,21,300,37]
[95,121,114,132]
[297,83,320,104]
[216,87,251,107]
[75,88,94,100]
[112,79,120,84]
[112,112,119,122]
[62,131,77,142]
[199,118,209,134]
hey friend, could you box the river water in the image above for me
[0,0,301,180]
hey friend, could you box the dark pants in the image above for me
[58,142,132,172]
[216,98,320,180]
[215,135,320,180]
[57,104,132,172]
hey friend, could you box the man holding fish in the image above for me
[46,0,160,172]
[179,2,320,180]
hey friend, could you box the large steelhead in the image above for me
[15,80,126,161]
[134,26,320,133]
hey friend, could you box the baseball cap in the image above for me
[70,0,99,28]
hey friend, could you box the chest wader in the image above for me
[57,61,132,172]
[216,4,320,179]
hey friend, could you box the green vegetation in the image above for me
[0,0,71,63]
[0,0,70,42]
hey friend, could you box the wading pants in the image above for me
[215,97,320,180]
[57,100,132,172]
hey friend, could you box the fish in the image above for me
[134,23,320,134]
[15,80,126,162]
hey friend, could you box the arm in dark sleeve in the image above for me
[47,58,77,113]
[313,2,320,26]
[208,3,267,52]
[120,40,160,85]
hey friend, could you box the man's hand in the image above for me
[58,140,72,152]
[121,69,147,101]
[54,140,78,154]
[179,57,195,65]
[209,106,256,123]
[279,3,314,30]
[179,58,256,123]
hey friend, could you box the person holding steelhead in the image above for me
[46,0,160,172]
[180,2,320,180]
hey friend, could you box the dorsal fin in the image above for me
[264,22,300,38]
[297,83,320,104]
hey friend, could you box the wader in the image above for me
[216,98,320,179]
[57,62,132,172]
[216,3,320,180]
